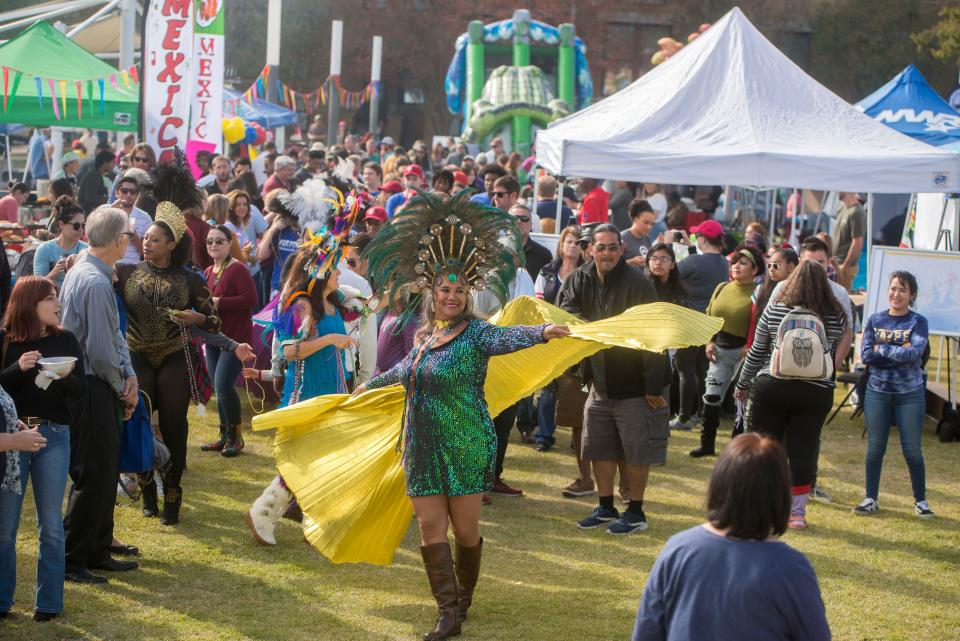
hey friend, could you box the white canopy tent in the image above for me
[536,7,960,194]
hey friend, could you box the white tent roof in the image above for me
[536,7,960,193]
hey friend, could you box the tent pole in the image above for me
[556,178,565,228]
[265,0,283,147]
[865,193,873,288]
[530,165,539,226]
[4,135,11,184]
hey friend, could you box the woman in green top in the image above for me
[691,243,765,458]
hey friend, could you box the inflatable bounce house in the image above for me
[444,9,592,156]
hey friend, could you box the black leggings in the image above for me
[493,402,520,480]
[674,346,709,421]
[133,350,192,490]
[747,375,833,490]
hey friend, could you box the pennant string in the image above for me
[97,78,105,114]
[59,79,67,117]
[35,76,43,111]
[2,67,8,112]
[48,79,61,120]
[8,71,21,112]
[76,80,83,120]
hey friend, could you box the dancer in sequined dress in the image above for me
[353,192,569,641]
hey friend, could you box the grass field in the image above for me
[5,394,960,641]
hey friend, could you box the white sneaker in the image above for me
[669,416,693,431]
[915,500,935,519]
[853,498,879,515]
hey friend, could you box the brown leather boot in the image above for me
[419,542,461,641]
[454,538,482,625]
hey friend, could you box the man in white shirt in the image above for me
[113,172,152,265]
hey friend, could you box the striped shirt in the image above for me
[737,302,847,390]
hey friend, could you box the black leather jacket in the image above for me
[558,258,668,398]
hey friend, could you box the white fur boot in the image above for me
[245,476,294,545]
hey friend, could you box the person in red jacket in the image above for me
[577,178,609,225]
[201,225,259,457]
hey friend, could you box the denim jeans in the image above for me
[864,386,926,502]
[534,383,557,446]
[206,347,243,426]
[0,421,70,614]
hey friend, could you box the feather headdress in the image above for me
[146,147,205,243]
[363,189,524,311]
[284,178,362,292]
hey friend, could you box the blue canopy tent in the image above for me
[857,64,960,147]
[223,89,299,129]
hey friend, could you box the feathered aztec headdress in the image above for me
[147,147,205,243]
[363,189,524,310]
[278,178,362,294]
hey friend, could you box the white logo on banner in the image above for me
[874,108,960,133]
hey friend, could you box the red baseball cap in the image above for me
[381,180,403,194]
[365,205,388,222]
[453,171,469,186]
[403,164,424,179]
[690,219,724,239]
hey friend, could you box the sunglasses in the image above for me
[118,187,139,195]
[121,231,135,239]
[491,192,508,198]
[68,222,85,231]
[768,262,783,269]
[593,243,620,253]
[206,237,228,246]
[346,258,359,268]
[514,216,531,223]
[132,156,150,163]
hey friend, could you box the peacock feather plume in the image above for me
[363,189,524,312]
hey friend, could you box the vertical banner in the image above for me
[188,0,225,158]
[142,0,194,162]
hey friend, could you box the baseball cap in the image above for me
[403,164,424,179]
[309,142,326,152]
[381,180,403,194]
[689,219,724,239]
[365,205,388,221]
[379,136,396,147]
[61,151,80,165]
[453,171,469,186]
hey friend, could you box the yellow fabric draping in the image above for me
[252,297,722,565]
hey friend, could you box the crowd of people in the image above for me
[0,128,937,641]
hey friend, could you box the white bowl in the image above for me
[37,356,77,376]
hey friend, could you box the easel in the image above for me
[933,193,959,252]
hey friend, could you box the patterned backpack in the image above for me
[770,307,833,380]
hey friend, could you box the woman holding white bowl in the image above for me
[0,276,86,622]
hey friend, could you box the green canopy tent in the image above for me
[0,21,139,132]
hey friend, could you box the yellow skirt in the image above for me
[252,296,721,565]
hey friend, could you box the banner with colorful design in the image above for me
[237,65,379,117]
[142,0,195,161]
[188,0,225,154]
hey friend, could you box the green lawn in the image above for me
[5,394,960,641]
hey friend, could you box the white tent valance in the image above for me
[536,7,960,194]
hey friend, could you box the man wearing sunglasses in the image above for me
[113,173,152,265]
[559,224,669,535]
[510,204,551,281]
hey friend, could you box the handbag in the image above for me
[118,392,155,474]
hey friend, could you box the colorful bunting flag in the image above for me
[48,79,61,120]
[76,81,83,119]
[35,76,43,110]
[2,67,7,112]
[59,80,67,117]
[97,78,105,114]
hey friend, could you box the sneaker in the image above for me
[787,515,807,530]
[535,442,552,452]
[577,506,620,529]
[669,416,693,431]
[561,478,595,498]
[811,486,833,503]
[606,510,648,535]
[853,498,879,515]
[915,500,935,519]
[491,479,523,497]
[481,494,492,506]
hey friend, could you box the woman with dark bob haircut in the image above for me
[632,434,830,641]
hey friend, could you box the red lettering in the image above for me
[194,121,208,138]
[161,83,181,116]
[161,19,186,50]
[161,0,190,18]
[158,117,183,147]
[197,99,208,118]
[158,51,185,83]
[199,36,215,56]
[199,58,212,77]
[196,78,212,98]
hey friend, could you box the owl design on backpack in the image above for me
[792,337,813,368]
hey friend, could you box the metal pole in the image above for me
[326,20,343,147]
[368,36,382,136]
[556,178,565,228]
[66,0,121,37]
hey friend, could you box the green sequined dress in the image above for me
[365,318,546,497]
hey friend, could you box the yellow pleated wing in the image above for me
[252,296,721,565]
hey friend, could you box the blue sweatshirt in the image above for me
[860,310,928,393]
